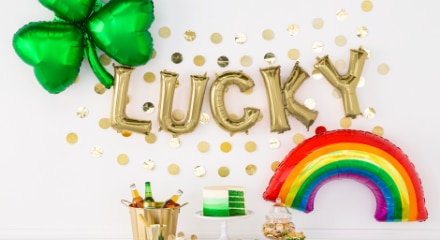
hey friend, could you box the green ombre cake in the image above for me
[202,186,246,216]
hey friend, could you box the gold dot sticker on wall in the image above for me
[335,59,346,72]
[66,132,78,144]
[264,52,276,64]
[340,117,352,128]
[356,26,368,38]
[143,72,156,83]
[245,164,257,176]
[94,83,106,94]
[121,131,132,137]
[220,142,232,153]
[145,133,157,144]
[312,18,324,30]
[194,166,206,177]
[287,24,299,36]
[184,30,196,42]
[117,153,129,165]
[171,52,183,64]
[377,64,390,75]
[218,166,230,177]
[262,29,274,41]
[311,69,323,79]
[235,33,247,44]
[99,53,111,66]
[240,55,252,67]
[91,145,103,158]
[271,161,280,172]
[217,56,229,68]
[198,141,210,153]
[312,41,324,53]
[168,164,180,175]
[76,106,89,118]
[211,32,222,44]
[336,9,348,21]
[363,107,376,119]
[335,35,347,47]
[372,126,384,136]
[159,26,171,38]
[193,55,205,66]
[99,118,110,129]
[362,0,374,12]
[144,159,156,171]
[288,48,300,60]
[170,137,181,148]
[292,133,304,145]
[244,141,257,152]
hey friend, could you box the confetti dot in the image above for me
[292,133,304,144]
[235,33,247,44]
[145,133,157,144]
[288,48,300,60]
[91,146,103,158]
[336,9,348,21]
[76,107,89,118]
[335,35,347,47]
[99,118,110,129]
[244,141,257,152]
[198,141,210,153]
[240,55,252,67]
[199,113,210,124]
[287,24,299,36]
[144,159,156,171]
[245,164,257,175]
[99,54,111,65]
[159,26,171,38]
[66,132,78,144]
[184,30,196,41]
[362,0,374,12]
[142,102,155,114]
[171,52,183,64]
[340,117,352,128]
[121,131,132,137]
[194,166,206,177]
[312,69,323,79]
[117,154,129,165]
[312,18,324,29]
[378,64,390,75]
[304,98,316,110]
[357,26,368,38]
[372,126,384,136]
[264,52,276,64]
[363,107,376,119]
[262,29,274,41]
[172,109,185,121]
[312,41,324,53]
[268,138,281,149]
[218,166,230,177]
[168,164,180,175]
[211,32,223,44]
[335,59,346,72]
[193,55,206,66]
[315,126,327,134]
[271,161,280,171]
[170,137,181,148]
[143,72,156,83]
[220,142,232,153]
[94,83,106,94]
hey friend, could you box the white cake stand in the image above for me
[195,210,253,240]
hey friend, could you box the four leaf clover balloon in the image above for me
[12,0,155,94]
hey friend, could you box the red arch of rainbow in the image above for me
[263,129,428,222]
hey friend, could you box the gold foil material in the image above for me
[378,64,390,75]
[244,141,257,152]
[184,30,196,42]
[144,159,156,171]
[193,55,205,66]
[91,145,103,158]
[94,83,106,94]
[335,35,347,47]
[235,33,247,44]
[311,69,323,79]
[262,29,274,41]
[362,0,374,12]
[159,26,171,38]
[312,18,324,29]
[292,133,304,144]
[117,154,129,165]
[218,166,230,177]
[143,72,156,83]
[340,117,352,128]
[168,164,180,175]
[372,126,384,136]
[193,166,206,177]
[336,9,348,21]
[245,164,257,175]
[363,107,376,119]
[271,161,280,171]
[287,24,299,36]
[312,41,324,53]
[264,52,276,64]
[76,106,89,118]
[304,98,316,110]
[99,53,111,65]
[356,26,368,38]
[197,141,210,153]
[66,132,78,144]
[142,102,155,114]
[171,52,183,64]
[288,48,300,60]
[217,56,229,68]
[240,55,252,67]
[220,142,232,153]
[99,118,110,129]
[210,32,222,44]
[269,137,281,149]
[169,137,181,148]
[199,113,210,124]
[145,133,157,144]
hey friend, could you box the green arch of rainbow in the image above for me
[263,129,428,222]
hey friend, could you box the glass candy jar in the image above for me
[262,198,297,240]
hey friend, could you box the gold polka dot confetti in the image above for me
[340,117,352,128]
[117,154,129,165]
[142,102,155,114]
[264,52,276,64]
[292,133,304,144]
[363,107,376,119]
[332,88,342,99]
[194,166,206,177]
[288,48,300,60]
[271,161,280,172]
[234,33,247,44]
[198,141,210,153]
[143,72,156,83]
[269,137,281,149]
[193,55,205,66]
[244,141,257,152]
[336,9,348,21]
[244,87,253,95]
[151,49,156,59]
[287,24,299,36]
[144,159,156,171]
[304,98,316,110]
[66,132,78,144]
[99,53,111,66]
[211,32,222,44]
[99,118,110,129]
[240,55,252,67]
[184,30,196,42]
[121,131,132,137]
[362,0,374,12]
[171,52,183,64]
[357,76,366,88]
[145,133,157,144]
[168,164,180,175]
[74,76,80,84]
[91,145,103,158]
[356,26,368,38]
[159,26,171,38]
[311,69,323,79]
[372,126,384,136]
[312,18,324,30]
[177,232,185,238]
[200,113,210,124]
[172,109,185,121]
[245,164,257,176]
[217,56,229,68]
[262,29,274,41]
[170,137,181,148]
[94,83,106,94]
[76,106,89,118]
[312,41,324,53]
[335,59,346,72]
[218,166,230,177]
[190,234,199,240]
[335,35,347,47]
[220,142,232,153]
[258,112,264,122]
[378,64,390,75]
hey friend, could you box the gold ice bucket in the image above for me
[122,200,186,240]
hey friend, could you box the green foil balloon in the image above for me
[12,0,155,94]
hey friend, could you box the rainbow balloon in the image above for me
[263,129,428,222]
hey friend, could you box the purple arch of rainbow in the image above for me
[263,129,428,222]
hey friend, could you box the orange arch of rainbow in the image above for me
[263,129,428,222]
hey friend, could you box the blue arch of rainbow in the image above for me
[263,129,428,222]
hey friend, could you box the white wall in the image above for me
[1,0,439,239]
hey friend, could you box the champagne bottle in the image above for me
[130,183,144,208]
[161,189,183,208]
[144,181,156,209]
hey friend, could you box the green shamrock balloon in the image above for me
[12,0,154,94]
